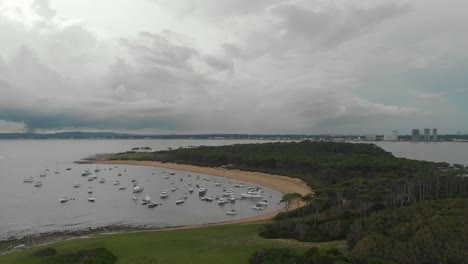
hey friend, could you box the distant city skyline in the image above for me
[0,1,468,134]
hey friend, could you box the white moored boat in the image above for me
[226,210,237,215]
[217,198,228,205]
[73,183,80,188]
[133,185,144,193]
[198,187,207,195]
[252,204,264,210]
[34,180,42,187]
[24,177,34,183]
[257,200,269,205]
[81,170,91,176]
[132,195,138,201]
[141,195,151,205]
[147,202,158,208]
[176,198,185,205]
[88,197,95,202]
[88,187,93,194]
[113,180,120,185]
[160,190,169,198]
[99,177,105,183]
[119,185,126,190]
[60,196,69,203]
[222,190,236,196]
[203,196,214,202]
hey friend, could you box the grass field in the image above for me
[0,222,346,264]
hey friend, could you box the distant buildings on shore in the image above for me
[360,128,445,142]
[411,128,438,141]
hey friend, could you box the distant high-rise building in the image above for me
[392,130,399,141]
[433,128,438,141]
[412,129,420,141]
[384,130,399,141]
[424,128,430,141]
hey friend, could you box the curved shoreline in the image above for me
[1,160,310,253]
[99,160,311,224]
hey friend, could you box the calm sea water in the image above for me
[0,139,466,240]
[0,139,283,240]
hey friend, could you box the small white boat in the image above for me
[87,176,94,181]
[188,188,194,193]
[241,191,264,198]
[222,190,236,196]
[234,183,246,188]
[171,187,177,192]
[99,177,105,183]
[39,173,47,177]
[24,177,34,183]
[113,180,120,185]
[164,175,170,179]
[187,182,192,186]
[198,187,207,195]
[214,182,222,187]
[88,187,93,194]
[142,195,151,203]
[132,195,138,201]
[176,199,184,205]
[226,210,237,215]
[88,197,95,202]
[73,183,80,188]
[34,180,42,187]
[81,170,91,176]
[133,185,144,193]
[119,185,126,190]
[229,195,236,203]
[217,198,228,205]
[203,196,214,202]
[131,178,137,183]
[257,200,269,206]
[182,193,188,199]
[252,204,264,210]
[160,190,169,198]
[60,196,69,203]
[147,202,158,208]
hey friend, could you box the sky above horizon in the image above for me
[0,0,467,135]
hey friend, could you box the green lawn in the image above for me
[0,223,346,264]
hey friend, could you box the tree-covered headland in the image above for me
[110,141,468,263]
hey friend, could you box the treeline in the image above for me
[112,141,468,216]
[347,198,467,264]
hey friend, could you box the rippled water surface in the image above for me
[0,139,283,240]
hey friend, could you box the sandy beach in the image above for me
[99,160,311,225]
[0,160,311,253]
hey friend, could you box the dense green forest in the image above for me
[347,198,467,264]
[110,141,468,263]
[112,141,468,216]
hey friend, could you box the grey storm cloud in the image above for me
[0,0,467,134]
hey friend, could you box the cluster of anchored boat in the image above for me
[25,166,271,216]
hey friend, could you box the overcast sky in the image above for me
[0,0,466,134]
